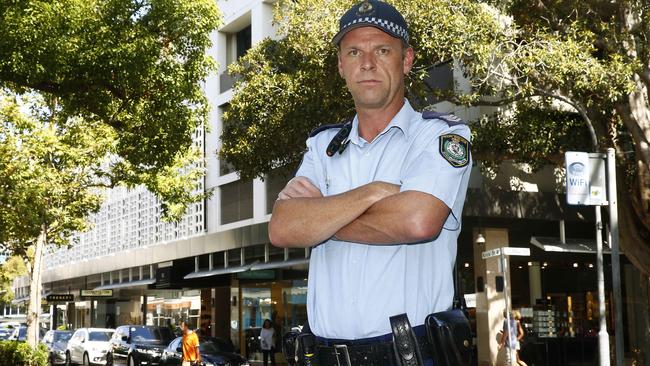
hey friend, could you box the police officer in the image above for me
[269,1,472,365]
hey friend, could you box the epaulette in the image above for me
[308,120,350,138]
[422,111,466,127]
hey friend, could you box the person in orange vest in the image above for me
[181,321,202,366]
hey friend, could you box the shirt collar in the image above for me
[349,99,413,146]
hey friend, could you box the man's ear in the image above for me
[403,47,415,75]
[338,52,345,78]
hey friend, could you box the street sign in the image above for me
[502,247,531,256]
[565,152,607,205]
[481,248,501,259]
[80,289,113,297]
[46,294,74,302]
[482,247,530,260]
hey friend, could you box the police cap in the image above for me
[332,0,409,46]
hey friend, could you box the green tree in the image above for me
[219,0,650,274]
[0,254,29,305]
[0,0,221,347]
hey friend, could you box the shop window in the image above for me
[220,179,253,225]
[146,290,200,329]
[198,254,210,271]
[266,165,295,214]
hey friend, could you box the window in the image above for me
[218,105,235,176]
[421,61,454,104]
[236,25,252,59]
[220,180,254,225]
[89,331,113,342]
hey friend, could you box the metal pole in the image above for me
[595,206,611,366]
[501,251,514,365]
[607,148,624,366]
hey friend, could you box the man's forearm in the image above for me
[269,183,392,248]
[335,190,450,245]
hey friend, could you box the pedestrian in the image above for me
[181,320,202,366]
[260,319,276,366]
[268,0,472,364]
[498,310,527,366]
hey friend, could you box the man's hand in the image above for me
[278,177,323,200]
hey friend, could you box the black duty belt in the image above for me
[315,324,432,366]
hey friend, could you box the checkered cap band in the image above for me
[342,16,409,43]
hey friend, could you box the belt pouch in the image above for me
[297,332,319,366]
[424,309,473,366]
[389,313,423,366]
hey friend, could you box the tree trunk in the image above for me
[26,223,46,347]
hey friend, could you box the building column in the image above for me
[141,295,148,325]
[474,228,511,366]
[528,262,542,305]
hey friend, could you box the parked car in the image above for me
[0,322,21,340]
[106,325,174,366]
[66,327,114,366]
[42,330,73,365]
[6,325,27,341]
[160,336,249,366]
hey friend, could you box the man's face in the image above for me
[338,27,414,111]
[181,323,188,333]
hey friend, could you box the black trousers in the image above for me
[263,349,276,366]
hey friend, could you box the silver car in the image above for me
[66,328,115,366]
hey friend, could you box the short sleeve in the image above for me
[294,137,323,191]
[400,125,472,231]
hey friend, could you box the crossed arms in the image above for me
[268,176,450,248]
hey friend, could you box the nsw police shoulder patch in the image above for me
[439,134,470,168]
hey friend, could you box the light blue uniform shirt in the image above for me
[295,100,472,339]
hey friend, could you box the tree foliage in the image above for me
[0,254,29,304]
[0,0,221,346]
[220,0,650,273]
[0,0,220,208]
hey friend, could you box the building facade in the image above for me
[24,0,648,364]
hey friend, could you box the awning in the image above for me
[184,258,310,280]
[184,264,252,280]
[94,278,155,291]
[11,296,28,305]
[530,236,615,254]
[250,258,309,270]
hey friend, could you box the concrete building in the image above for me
[19,0,646,364]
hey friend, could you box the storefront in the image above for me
[459,215,642,366]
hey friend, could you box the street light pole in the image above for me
[595,206,610,366]
[501,251,514,365]
[607,148,623,366]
